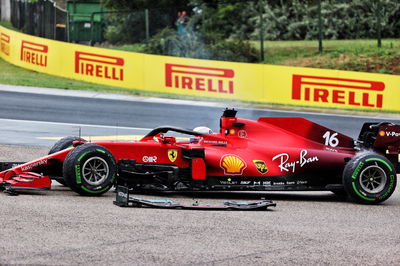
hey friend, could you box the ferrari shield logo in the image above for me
[168,149,178,162]
[253,160,268,174]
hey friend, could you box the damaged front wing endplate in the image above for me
[0,162,52,195]
[114,186,276,210]
[0,172,51,195]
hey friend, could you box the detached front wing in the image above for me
[114,186,276,210]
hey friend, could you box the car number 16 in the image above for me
[323,131,339,147]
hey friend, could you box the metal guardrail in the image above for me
[10,0,67,41]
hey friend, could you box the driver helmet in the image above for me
[193,126,213,134]
[190,126,213,143]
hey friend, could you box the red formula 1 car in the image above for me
[1,109,399,204]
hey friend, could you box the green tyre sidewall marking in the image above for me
[351,182,375,202]
[349,155,396,203]
[75,151,90,185]
[78,148,116,194]
[75,165,82,184]
[64,143,116,196]
[81,185,110,194]
[78,152,89,162]
[351,162,364,179]
[365,158,393,172]
[49,136,86,186]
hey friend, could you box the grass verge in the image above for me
[0,21,19,31]
[0,58,142,94]
[256,39,400,75]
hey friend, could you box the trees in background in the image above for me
[100,0,400,62]
[186,0,400,41]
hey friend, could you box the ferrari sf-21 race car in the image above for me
[0,109,399,204]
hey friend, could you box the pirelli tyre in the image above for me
[63,143,116,196]
[49,136,86,155]
[343,152,397,204]
[49,136,86,186]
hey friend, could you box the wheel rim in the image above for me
[82,157,109,186]
[359,164,387,194]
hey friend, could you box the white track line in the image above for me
[0,118,152,131]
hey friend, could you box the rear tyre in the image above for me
[343,152,397,204]
[49,136,86,186]
[63,143,116,196]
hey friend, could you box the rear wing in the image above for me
[358,122,400,152]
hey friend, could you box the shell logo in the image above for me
[220,155,247,175]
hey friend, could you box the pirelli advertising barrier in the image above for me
[1,26,400,112]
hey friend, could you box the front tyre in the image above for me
[63,143,116,196]
[48,136,86,155]
[49,136,86,186]
[343,152,397,204]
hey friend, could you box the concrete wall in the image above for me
[1,0,11,21]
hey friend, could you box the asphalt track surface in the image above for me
[0,85,399,146]
[1,85,400,265]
